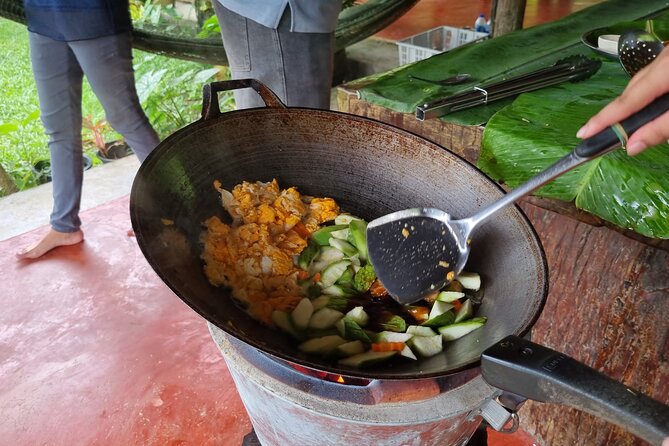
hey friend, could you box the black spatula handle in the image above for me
[481,336,669,445]
[575,92,669,158]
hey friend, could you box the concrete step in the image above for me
[0,156,139,242]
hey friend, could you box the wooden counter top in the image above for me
[337,84,669,253]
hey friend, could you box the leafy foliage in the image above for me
[478,60,669,239]
[0,16,234,195]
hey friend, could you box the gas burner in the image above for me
[209,324,520,446]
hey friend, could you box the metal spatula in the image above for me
[367,94,669,305]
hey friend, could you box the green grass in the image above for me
[0,17,233,194]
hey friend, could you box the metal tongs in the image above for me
[416,55,601,120]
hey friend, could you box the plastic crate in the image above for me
[397,26,488,65]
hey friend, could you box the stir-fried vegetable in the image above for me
[202,179,487,369]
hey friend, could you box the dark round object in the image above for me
[618,29,665,77]
[129,80,548,379]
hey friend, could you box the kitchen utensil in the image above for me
[416,55,601,120]
[408,73,471,86]
[368,93,669,305]
[618,28,665,76]
[130,80,669,444]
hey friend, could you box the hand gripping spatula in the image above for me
[367,93,669,305]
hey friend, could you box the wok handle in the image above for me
[481,335,669,445]
[201,79,286,120]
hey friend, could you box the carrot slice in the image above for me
[405,306,429,322]
[372,342,405,352]
[370,279,388,297]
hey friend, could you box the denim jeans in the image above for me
[29,31,159,233]
[213,3,335,109]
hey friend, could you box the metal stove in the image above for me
[209,324,522,446]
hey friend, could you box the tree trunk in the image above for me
[0,164,17,196]
[491,0,527,37]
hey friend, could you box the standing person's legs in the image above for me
[17,32,85,259]
[214,3,334,109]
[70,33,159,163]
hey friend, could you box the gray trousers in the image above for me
[29,31,159,233]
[213,3,334,109]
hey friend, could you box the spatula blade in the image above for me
[367,209,461,305]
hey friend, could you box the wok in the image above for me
[130,80,669,444]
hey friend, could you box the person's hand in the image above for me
[576,47,669,156]
[663,436,669,446]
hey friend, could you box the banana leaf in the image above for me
[356,0,669,125]
[478,60,669,239]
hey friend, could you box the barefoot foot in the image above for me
[16,228,84,260]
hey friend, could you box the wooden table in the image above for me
[337,85,669,446]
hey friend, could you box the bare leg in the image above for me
[16,228,84,260]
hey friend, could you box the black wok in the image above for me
[130,80,669,444]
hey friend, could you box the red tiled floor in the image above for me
[0,197,251,446]
[1,196,543,445]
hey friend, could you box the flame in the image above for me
[336,375,345,384]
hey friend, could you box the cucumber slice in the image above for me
[429,301,454,320]
[454,299,474,323]
[399,344,417,360]
[406,325,437,337]
[336,317,371,343]
[320,260,351,288]
[336,266,355,288]
[309,246,345,275]
[311,225,348,246]
[329,238,358,257]
[457,272,481,291]
[310,295,330,311]
[271,310,301,339]
[299,335,347,355]
[422,310,455,328]
[322,284,355,297]
[334,340,366,358]
[329,228,350,240]
[334,214,362,225]
[291,298,314,331]
[376,331,413,343]
[297,240,319,270]
[348,219,369,261]
[338,350,397,368]
[305,328,340,338]
[308,307,344,330]
[436,291,465,302]
[345,306,369,327]
[408,334,443,357]
[439,317,487,341]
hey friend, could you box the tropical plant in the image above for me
[134,58,232,137]
[0,109,45,190]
